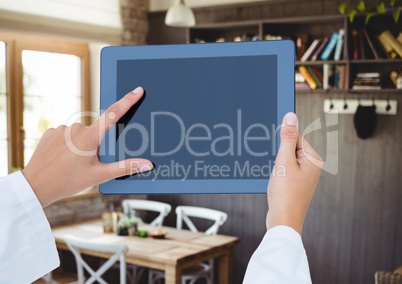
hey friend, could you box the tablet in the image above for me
[99,40,295,194]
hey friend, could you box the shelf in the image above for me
[296,89,347,94]
[261,14,345,24]
[296,89,402,94]
[296,60,347,66]
[298,59,402,65]
[350,59,402,64]
[191,15,345,29]
[189,14,402,98]
[349,89,402,94]
[191,21,260,29]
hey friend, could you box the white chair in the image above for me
[122,199,172,226]
[121,199,172,282]
[149,206,228,284]
[63,235,128,284]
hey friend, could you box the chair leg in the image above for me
[149,270,165,284]
[135,267,145,283]
[209,260,214,284]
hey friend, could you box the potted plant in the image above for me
[117,217,140,236]
[339,1,402,23]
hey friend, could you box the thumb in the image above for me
[276,112,299,164]
[98,158,154,182]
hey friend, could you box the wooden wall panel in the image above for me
[150,93,402,284]
[147,2,402,283]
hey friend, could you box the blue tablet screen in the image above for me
[115,55,277,181]
[100,40,295,194]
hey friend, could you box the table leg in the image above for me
[165,264,181,284]
[219,249,233,284]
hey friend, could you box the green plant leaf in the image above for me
[357,1,366,11]
[390,0,396,7]
[377,2,386,13]
[393,9,400,22]
[349,10,357,22]
[365,13,375,24]
[339,3,346,14]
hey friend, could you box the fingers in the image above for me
[276,112,299,165]
[296,136,324,170]
[98,158,154,182]
[90,87,144,143]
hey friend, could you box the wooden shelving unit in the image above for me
[295,60,348,66]
[187,14,402,95]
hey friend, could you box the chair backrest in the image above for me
[122,199,172,226]
[63,235,128,284]
[175,206,228,235]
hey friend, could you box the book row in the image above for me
[297,66,399,91]
[351,29,402,60]
[296,65,347,90]
[298,29,345,62]
[193,28,402,62]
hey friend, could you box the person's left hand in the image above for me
[22,87,153,207]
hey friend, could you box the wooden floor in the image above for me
[33,271,77,284]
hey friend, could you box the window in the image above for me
[0,32,90,176]
[0,41,8,176]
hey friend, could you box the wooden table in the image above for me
[52,220,238,284]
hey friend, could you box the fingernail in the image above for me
[139,162,153,173]
[132,87,143,95]
[285,113,298,126]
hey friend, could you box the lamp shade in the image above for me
[165,0,195,27]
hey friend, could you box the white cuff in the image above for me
[0,171,59,283]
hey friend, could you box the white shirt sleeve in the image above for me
[243,226,312,284]
[0,171,59,284]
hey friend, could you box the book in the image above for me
[311,67,324,83]
[320,32,338,60]
[352,72,382,90]
[323,63,332,89]
[351,29,359,60]
[358,30,366,59]
[296,33,309,60]
[356,72,381,78]
[334,29,344,61]
[295,71,306,83]
[363,29,380,59]
[352,85,381,90]
[353,78,381,85]
[379,30,402,58]
[398,32,402,44]
[334,70,339,88]
[377,33,398,59]
[307,66,323,88]
[343,64,349,89]
[299,66,317,89]
[310,37,328,61]
[295,72,310,90]
[300,39,321,62]
[337,65,346,89]
[296,82,310,90]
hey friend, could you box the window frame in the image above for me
[0,31,90,170]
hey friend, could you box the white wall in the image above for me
[0,0,121,29]
[0,0,263,114]
[0,0,122,43]
[150,0,267,12]
[89,43,108,117]
[0,0,119,112]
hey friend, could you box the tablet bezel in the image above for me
[99,40,295,195]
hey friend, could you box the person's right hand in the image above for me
[266,113,323,236]
[22,87,153,208]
